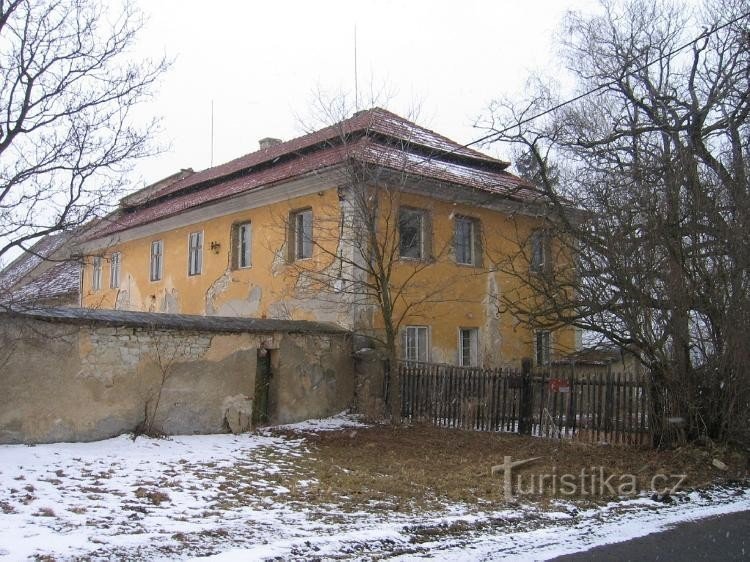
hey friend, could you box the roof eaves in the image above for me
[132,108,507,204]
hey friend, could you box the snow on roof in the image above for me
[0,232,73,290]
[127,108,507,207]
[85,109,542,241]
[1,259,79,305]
[360,143,539,202]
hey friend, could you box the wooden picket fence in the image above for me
[398,361,651,445]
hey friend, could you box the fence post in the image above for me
[518,358,533,435]
[604,360,613,437]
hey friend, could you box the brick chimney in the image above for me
[258,137,282,150]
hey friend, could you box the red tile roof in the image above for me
[132,108,509,206]
[98,142,359,235]
[88,108,541,240]
[360,142,540,201]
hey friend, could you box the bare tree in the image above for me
[0,0,168,266]
[277,98,483,420]
[482,0,750,446]
[134,331,188,439]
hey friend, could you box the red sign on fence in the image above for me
[549,378,570,393]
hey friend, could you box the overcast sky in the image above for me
[130,0,599,187]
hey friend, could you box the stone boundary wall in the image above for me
[0,310,353,444]
[353,349,388,420]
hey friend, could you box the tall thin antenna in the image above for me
[354,25,359,112]
[210,99,215,167]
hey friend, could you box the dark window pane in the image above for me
[456,218,474,264]
[294,210,312,259]
[150,241,162,281]
[238,223,251,267]
[399,209,423,259]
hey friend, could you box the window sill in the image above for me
[455,260,481,268]
[398,255,431,263]
[530,266,553,274]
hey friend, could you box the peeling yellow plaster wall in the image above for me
[83,185,576,366]
[83,189,342,319]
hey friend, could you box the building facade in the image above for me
[79,108,577,366]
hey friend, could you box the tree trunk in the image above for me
[648,367,674,449]
[385,329,401,424]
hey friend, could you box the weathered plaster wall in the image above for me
[81,181,576,367]
[364,189,578,365]
[82,188,347,325]
[0,315,353,444]
[353,349,387,420]
[268,332,354,424]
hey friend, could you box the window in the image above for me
[110,252,121,289]
[459,328,479,367]
[403,326,429,362]
[530,230,550,273]
[290,209,312,260]
[399,207,428,259]
[455,216,481,266]
[92,257,102,291]
[232,222,252,269]
[188,231,203,276]
[150,240,163,282]
[535,330,551,366]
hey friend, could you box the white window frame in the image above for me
[92,256,102,291]
[188,231,203,276]
[455,216,476,265]
[110,252,121,289]
[236,222,252,268]
[293,209,313,260]
[459,327,479,367]
[403,325,429,362]
[535,330,551,366]
[398,207,425,260]
[150,240,163,282]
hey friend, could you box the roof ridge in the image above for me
[129,108,507,208]
[365,107,501,162]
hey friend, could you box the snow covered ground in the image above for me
[0,414,748,561]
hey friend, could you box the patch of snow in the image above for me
[1,418,748,561]
[407,488,750,561]
[0,432,305,560]
[272,411,368,433]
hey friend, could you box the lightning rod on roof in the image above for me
[354,25,359,112]
[210,100,215,167]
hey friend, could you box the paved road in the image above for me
[551,510,750,561]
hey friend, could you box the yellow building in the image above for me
[79,108,577,366]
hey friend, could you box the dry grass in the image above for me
[134,487,171,505]
[34,507,56,517]
[272,424,749,513]
[0,500,16,514]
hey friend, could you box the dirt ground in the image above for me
[272,423,749,513]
